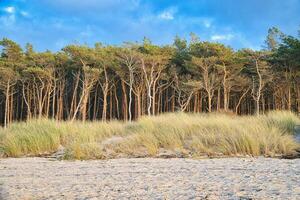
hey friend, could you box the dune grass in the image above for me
[0,111,299,159]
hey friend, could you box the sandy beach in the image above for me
[0,157,299,200]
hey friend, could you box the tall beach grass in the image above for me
[0,111,299,159]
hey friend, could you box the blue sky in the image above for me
[0,0,299,51]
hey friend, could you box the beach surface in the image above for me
[0,157,299,200]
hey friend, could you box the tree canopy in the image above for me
[0,27,299,126]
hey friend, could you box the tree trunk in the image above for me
[222,63,228,111]
[4,81,10,128]
[207,92,212,112]
[69,72,80,120]
[136,91,141,118]
[235,89,249,114]
[217,87,221,112]
[121,81,128,121]
[114,85,120,119]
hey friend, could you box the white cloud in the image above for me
[1,7,17,27]
[211,34,234,41]
[4,6,15,14]
[20,11,29,17]
[203,19,212,28]
[158,11,174,20]
[158,7,177,20]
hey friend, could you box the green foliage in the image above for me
[276,36,300,68]
[265,27,284,51]
[0,67,18,86]
[21,67,52,81]
[0,27,299,126]
[0,38,23,61]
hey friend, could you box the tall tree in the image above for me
[240,50,272,115]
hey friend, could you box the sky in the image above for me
[0,0,299,52]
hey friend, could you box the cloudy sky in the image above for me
[0,0,299,51]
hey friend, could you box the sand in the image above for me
[0,157,299,200]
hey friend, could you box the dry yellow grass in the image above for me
[0,111,299,159]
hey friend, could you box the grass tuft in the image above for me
[0,111,299,159]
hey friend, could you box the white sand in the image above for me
[0,157,299,200]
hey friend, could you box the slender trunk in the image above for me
[152,84,156,115]
[10,90,13,124]
[223,63,228,111]
[157,88,161,114]
[93,87,98,120]
[46,86,51,117]
[121,81,128,121]
[217,87,221,111]
[147,84,152,116]
[235,89,249,114]
[171,88,175,112]
[128,71,133,122]
[114,85,120,119]
[58,81,64,120]
[288,86,291,110]
[4,81,10,128]
[207,92,212,112]
[81,89,89,122]
[101,67,109,121]
[255,59,262,115]
[52,80,56,119]
[69,73,80,120]
[199,92,203,112]
[193,92,198,113]
[136,91,141,118]
[22,83,31,120]
[102,90,108,121]
[109,89,113,120]
[71,89,86,122]
[262,94,265,114]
